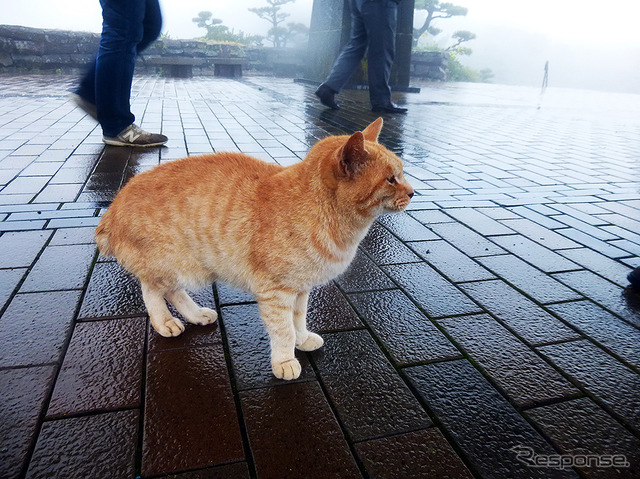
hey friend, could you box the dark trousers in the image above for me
[76,0,162,137]
[323,0,398,108]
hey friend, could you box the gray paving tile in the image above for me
[459,280,580,345]
[384,262,482,318]
[478,254,583,303]
[490,234,579,273]
[553,270,640,327]
[409,240,496,282]
[406,360,577,479]
[425,221,506,257]
[498,218,580,249]
[313,330,431,441]
[525,398,640,479]
[538,340,640,434]
[348,289,460,365]
[439,314,579,407]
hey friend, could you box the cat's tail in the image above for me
[95,211,115,257]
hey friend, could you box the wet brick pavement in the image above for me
[0,74,639,478]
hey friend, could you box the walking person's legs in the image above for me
[73,0,167,147]
[316,0,368,110]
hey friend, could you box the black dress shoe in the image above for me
[372,103,407,114]
[315,84,340,110]
[628,266,640,290]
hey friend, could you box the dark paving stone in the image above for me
[490,234,579,273]
[0,229,52,268]
[559,248,634,287]
[383,262,482,318]
[376,212,439,241]
[348,289,460,365]
[405,360,578,479]
[47,317,146,417]
[240,381,361,479]
[460,280,580,345]
[26,410,138,479]
[553,270,640,327]
[216,281,254,305]
[0,290,81,367]
[355,428,473,479]
[143,345,244,476]
[20,243,96,292]
[478,254,583,303]
[307,282,362,333]
[313,330,431,441]
[0,366,57,479]
[538,340,640,434]
[0,267,25,310]
[525,398,640,479]
[439,314,579,407]
[499,218,580,249]
[547,300,640,370]
[336,249,396,293]
[221,303,315,390]
[78,261,146,319]
[409,240,495,282]
[444,208,515,236]
[425,221,506,257]
[167,462,250,479]
[360,222,422,265]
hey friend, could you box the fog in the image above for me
[2,0,639,94]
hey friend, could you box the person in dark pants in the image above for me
[72,0,168,147]
[315,0,406,114]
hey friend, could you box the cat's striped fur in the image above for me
[95,118,413,379]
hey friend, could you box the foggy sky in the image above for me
[3,0,640,94]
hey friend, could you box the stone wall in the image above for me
[411,51,447,81]
[0,24,445,80]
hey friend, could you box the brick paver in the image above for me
[0,74,639,478]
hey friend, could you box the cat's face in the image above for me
[320,118,414,218]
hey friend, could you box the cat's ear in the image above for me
[362,117,383,143]
[339,131,367,177]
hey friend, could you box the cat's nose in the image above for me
[408,191,414,199]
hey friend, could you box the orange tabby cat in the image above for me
[96,117,413,380]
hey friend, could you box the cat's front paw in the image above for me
[155,317,185,337]
[272,358,302,380]
[296,332,324,351]
[187,307,218,326]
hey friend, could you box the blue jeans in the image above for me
[323,0,398,107]
[76,0,162,137]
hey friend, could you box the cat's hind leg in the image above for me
[165,289,218,326]
[293,291,324,352]
[141,283,185,337]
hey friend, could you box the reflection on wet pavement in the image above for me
[1,74,639,478]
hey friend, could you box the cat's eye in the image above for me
[387,176,397,184]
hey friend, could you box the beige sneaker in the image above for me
[103,124,168,147]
